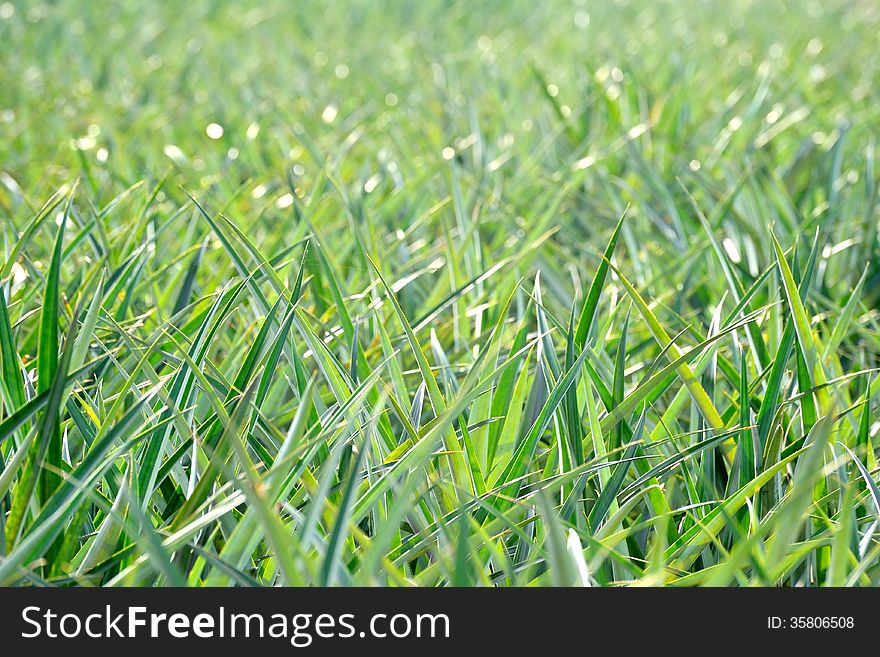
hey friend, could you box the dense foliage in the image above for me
[1,0,879,586]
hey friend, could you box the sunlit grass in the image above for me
[0,0,878,586]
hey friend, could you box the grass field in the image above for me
[1,0,879,586]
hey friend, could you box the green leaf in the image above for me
[574,209,627,349]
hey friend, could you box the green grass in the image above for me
[1,0,879,586]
